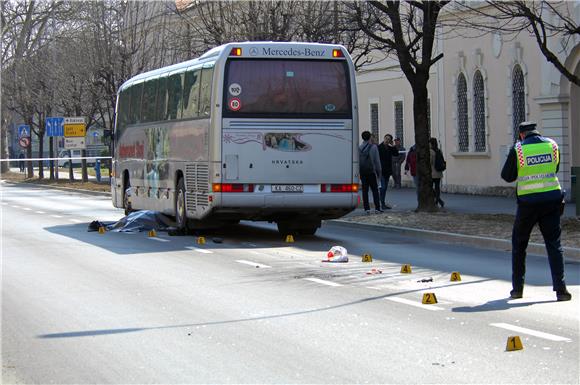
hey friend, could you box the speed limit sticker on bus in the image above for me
[229,98,242,111]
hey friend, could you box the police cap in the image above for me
[518,121,537,132]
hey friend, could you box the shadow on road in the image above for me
[452,298,557,313]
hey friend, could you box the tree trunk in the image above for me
[412,80,436,211]
[81,149,88,182]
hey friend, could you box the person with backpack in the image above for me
[359,131,382,214]
[429,137,445,207]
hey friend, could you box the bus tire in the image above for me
[175,178,188,231]
[123,179,133,216]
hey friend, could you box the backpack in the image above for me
[434,149,446,172]
[359,143,374,174]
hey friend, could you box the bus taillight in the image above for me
[213,183,254,192]
[230,47,242,56]
[321,184,358,192]
[332,49,344,58]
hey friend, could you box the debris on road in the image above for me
[323,246,348,263]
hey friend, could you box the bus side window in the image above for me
[156,76,168,122]
[117,88,130,135]
[141,78,158,123]
[167,72,184,120]
[130,82,143,124]
[199,66,214,117]
[182,67,201,119]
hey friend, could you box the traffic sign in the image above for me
[46,117,64,137]
[64,124,86,137]
[64,137,86,149]
[19,137,30,148]
[18,125,30,138]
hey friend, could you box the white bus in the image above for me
[111,42,359,235]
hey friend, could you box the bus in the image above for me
[111,42,359,235]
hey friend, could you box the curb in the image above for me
[328,219,580,263]
[1,180,111,197]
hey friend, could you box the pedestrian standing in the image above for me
[404,144,418,196]
[392,138,406,188]
[501,121,571,301]
[18,152,25,172]
[429,138,445,208]
[378,134,397,209]
[359,131,383,214]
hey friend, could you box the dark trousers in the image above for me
[379,174,392,206]
[511,201,566,291]
[432,178,442,203]
[361,173,380,211]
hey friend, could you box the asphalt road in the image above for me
[2,182,579,384]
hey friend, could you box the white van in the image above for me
[58,149,98,167]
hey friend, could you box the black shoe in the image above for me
[439,199,445,208]
[374,209,384,214]
[510,289,523,299]
[556,290,572,301]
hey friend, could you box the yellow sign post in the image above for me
[64,123,86,137]
[422,293,438,304]
[362,253,373,262]
[450,272,462,281]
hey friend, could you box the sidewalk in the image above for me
[349,187,577,218]
[340,187,579,261]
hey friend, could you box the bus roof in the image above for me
[119,41,349,92]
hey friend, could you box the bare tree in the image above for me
[453,1,579,87]
[353,1,450,211]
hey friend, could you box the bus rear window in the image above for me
[223,59,351,118]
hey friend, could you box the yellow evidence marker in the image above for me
[450,272,462,281]
[285,235,294,243]
[506,336,523,351]
[422,293,438,304]
[197,236,206,245]
[148,229,157,237]
[400,264,412,274]
[98,226,106,234]
[362,253,373,262]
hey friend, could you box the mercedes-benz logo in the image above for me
[249,47,259,56]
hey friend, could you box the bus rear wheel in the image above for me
[175,178,188,231]
[123,178,133,216]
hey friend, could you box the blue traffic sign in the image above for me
[18,124,30,138]
[46,117,64,137]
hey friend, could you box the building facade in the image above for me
[356,2,580,199]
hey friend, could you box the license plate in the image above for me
[272,184,304,193]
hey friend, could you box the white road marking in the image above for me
[366,286,382,291]
[22,207,32,211]
[69,219,83,223]
[186,247,213,254]
[490,323,571,342]
[385,297,445,311]
[236,260,271,268]
[147,237,170,243]
[51,215,63,218]
[35,211,45,214]
[303,278,343,287]
[11,205,20,208]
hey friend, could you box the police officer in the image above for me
[501,121,571,301]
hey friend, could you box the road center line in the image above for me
[22,207,32,211]
[35,211,45,214]
[385,297,445,311]
[236,260,271,268]
[51,215,63,218]
[147,237,170,243]
[490,323,571,342]
[69,219,83,223]
[186,247,213,254]
[303,277,343,287]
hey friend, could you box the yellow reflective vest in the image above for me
[515,140,561,197]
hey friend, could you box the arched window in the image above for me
[512,65,525,140]
[473,71,486,152]
[457,73,469,152]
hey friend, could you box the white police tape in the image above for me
[0,156,112,162]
